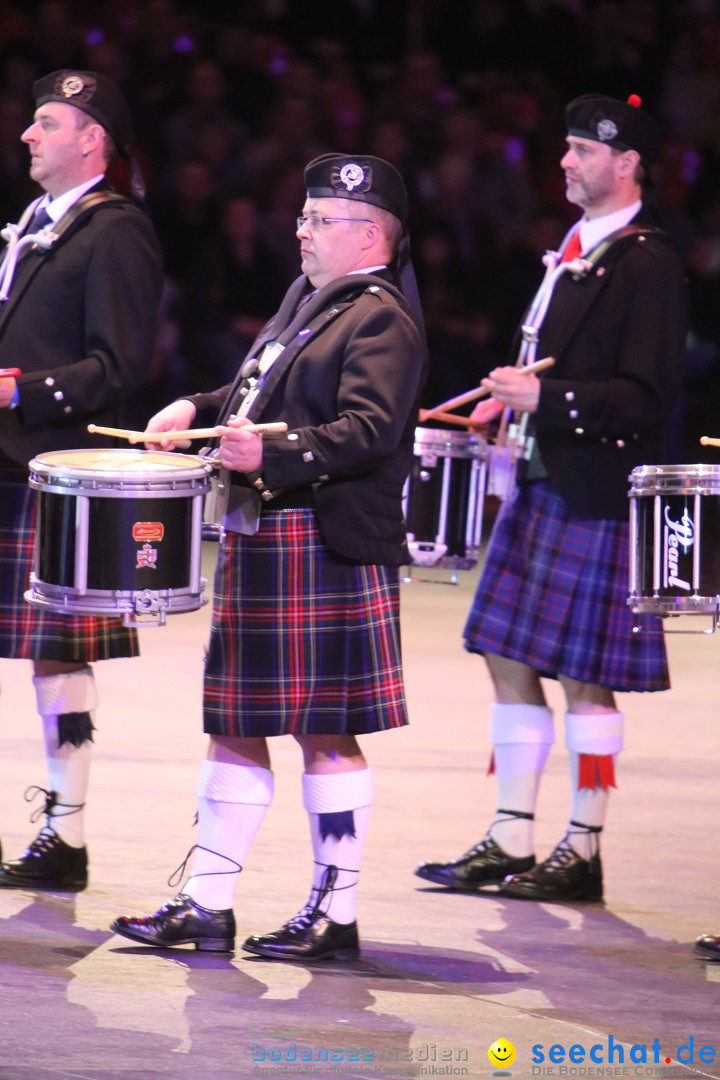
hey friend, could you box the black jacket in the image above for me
[189,272,427,564]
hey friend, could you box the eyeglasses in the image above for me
[296,213,375,231]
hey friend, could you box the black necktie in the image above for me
[296,288,317,313]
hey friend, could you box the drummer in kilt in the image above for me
[416,94,689,904]
[0,71,161,891]
[110,154,427,958]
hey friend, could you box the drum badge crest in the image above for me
[133,521,164,570]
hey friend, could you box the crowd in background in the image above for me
[1,0,719,457]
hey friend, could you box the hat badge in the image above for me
[339,163,365,191]
[596,118,619,142]
[60,75,86,99]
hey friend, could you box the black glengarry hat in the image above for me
[33,70,133,158]
[304,154,408,224]
[565,93,661,169]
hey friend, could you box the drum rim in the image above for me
[629,462,720,494]
[414,425,487,457]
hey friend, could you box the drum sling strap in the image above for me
[207,276,410,533]
[0,191,130,303]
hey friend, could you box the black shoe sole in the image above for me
[695,947,720,961]
[0,876,87,892]
[414,868,510,890]
[499,885,604,903]
[242,941,360,961]
[110,923,235,952]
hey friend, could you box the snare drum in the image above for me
[628,463,720,617]
[403,428,487,570]
[25,448,214,625]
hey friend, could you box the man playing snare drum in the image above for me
[0,71,162,889]
[109,154,427,958]
[416,94,689,903]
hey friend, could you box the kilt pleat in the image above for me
[464,480,669,691]
[203,510,409,737]
[0,480,138,661]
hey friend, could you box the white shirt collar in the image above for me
[349,264,387,275]
[578,199,642,253]
[40,175,106,223]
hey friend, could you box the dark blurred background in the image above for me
[2,0,719,459]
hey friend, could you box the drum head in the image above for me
[29,448,212,482]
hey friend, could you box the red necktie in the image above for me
[561,230,582,262]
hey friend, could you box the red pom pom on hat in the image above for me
[627,94,642,108]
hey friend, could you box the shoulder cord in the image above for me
[0,191,127,302]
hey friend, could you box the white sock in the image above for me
[565,711,624,858]
[33,670,97,848]
[488,703,554,857]
[184,760,274,910]
[302,769,374,926]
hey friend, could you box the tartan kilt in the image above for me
[0,479,139,661]
[203,510,409,737]
[464,480,669,692]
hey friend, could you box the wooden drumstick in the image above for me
[417,409,482,429]
[88,422,288,443]
[419,357,556,423]
[700,436,720,448]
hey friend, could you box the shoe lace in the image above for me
[24,785,84,822]
[464,809,535,858]
[544,822,603,870]
[166,844,242,890]
[283,862,358,933]
[22,824,62,858]
[463,834,498,859]
[285,864,339,932]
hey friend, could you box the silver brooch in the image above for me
[339,163,365,191]
[61,75,85,98]
[597,119,618,142]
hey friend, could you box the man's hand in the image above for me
[0,376,17,409]
[480,365,541,414]
[219,416,263,473]
[469,397,504,427]
[143,399,198,449]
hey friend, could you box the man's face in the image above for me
[296,197,375,288]
[560,136,628,218]
[21,102,90,197]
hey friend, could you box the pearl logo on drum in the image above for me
[132,521,165,543]
[663,506,693,591]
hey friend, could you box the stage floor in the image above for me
[1,546,718,1080]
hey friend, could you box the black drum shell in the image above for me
[25,448,213,621]
[628,463,720,614]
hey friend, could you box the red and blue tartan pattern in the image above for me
[0,480,139,661]
[464,480,669,692]
[203,510,409,737]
